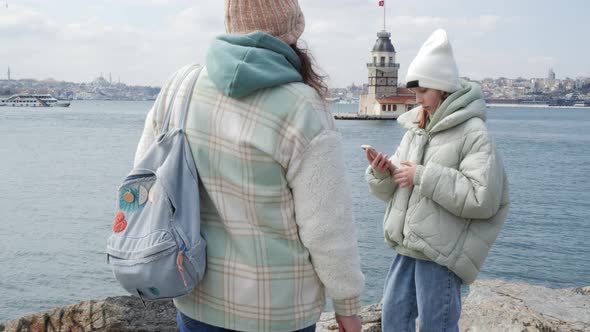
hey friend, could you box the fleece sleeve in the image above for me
[287,130,365,316]
[415,130,505,220]
[133,65,192,166]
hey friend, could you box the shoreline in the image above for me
[487,103,590,108]
[1,279,588,332]
[331,102,590,109]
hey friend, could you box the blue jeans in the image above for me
[176,311,316,332]
[382,255,462,332]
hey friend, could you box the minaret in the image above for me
[7,66,10,81]
[109,72,112,84]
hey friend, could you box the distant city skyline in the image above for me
[1,0,588,87]
[4,68,583,89]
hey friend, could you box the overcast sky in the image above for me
[1,0,588,87]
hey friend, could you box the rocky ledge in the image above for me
[1,279,588,332]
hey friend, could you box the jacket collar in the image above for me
[397,80,486,134]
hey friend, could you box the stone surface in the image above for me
[2,280,589,331]
[0,297,176,332]
[459,280,590,332]
[317,303,383,332]
[318,280,590,332]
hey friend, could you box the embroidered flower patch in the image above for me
[113,212,127,233]
[119,187,140,212]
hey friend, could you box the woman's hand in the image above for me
[369,152,395,174]
[393,161,417,188]
[335,314,362,332]
[365,147,378,164]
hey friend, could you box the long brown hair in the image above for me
[418,107,430,129]
[291,44,328,98]
[417,91,450,129]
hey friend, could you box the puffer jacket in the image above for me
[366,81,510,284]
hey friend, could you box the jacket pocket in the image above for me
[383,200,404,246]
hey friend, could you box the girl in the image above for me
[134,1,364,331]
[365,29,510,331]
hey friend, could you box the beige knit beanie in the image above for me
[224,0,305,45]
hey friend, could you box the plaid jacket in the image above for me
[135,64,364,332]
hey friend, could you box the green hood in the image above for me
[427,80,486,133]
[206,31,303,98]
[398,80,486,133]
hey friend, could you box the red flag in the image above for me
[379,0,384,6]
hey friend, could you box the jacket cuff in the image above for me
[332,296,361,316]
[370,166,391,180]
[414,165,425,186]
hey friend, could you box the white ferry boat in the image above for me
[0,94,70,107]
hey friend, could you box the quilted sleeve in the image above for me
[365,133,408,202]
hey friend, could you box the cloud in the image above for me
[2,1,576,86]
[528,56,556,65]
[297,10,506,86]
[0,2,224,84]
[169,2,223,35]
[97,0,193,6]
[478,15,501,30]
[0,5,57,38]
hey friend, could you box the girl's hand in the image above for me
[364,146,378,164]
[370,152,393,174]
[393,161,417,188]
[335,314,362,332]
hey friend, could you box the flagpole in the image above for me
[383,0,386,31]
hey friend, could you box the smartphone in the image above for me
[362,145,396,172]
[361,144,378,158]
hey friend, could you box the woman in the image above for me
[134,1,364,331]
[365,29,510,331]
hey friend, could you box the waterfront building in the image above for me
[358,30,417,118]
[546,68,556,89]
[548,68,556,81]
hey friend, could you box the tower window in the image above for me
[380,57,385,65]
[389,56,393,63]
[373,56,377,64]
[382,104,386,111]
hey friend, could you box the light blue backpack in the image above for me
[107,65,206,300]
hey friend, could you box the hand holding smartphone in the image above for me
[361,144,377,159]
[362,144,395,173]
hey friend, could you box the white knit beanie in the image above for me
[224,0,305,45]
[406,29,461,93]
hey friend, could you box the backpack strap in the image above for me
[161,65,195,133]
[179,66,204,131]
[162,65,203,133]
